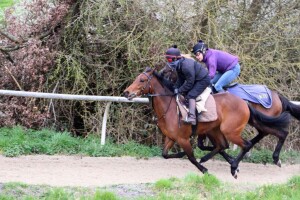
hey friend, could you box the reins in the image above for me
[141,71,174,122]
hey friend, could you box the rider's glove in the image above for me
[174,88,179,95]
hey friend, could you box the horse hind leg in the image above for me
[225,132,252,178]
[252,124,289,167]
[197,135,215,151]
[199,131,234,165]
[162,137,186,159]
[272,130,288,167]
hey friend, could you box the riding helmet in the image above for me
[192,40,208,55]
[165,45,181,62]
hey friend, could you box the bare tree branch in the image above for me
[0,49,14,63]
[0,30,23,44]
[1,64,23,90]
[237,0,265,36]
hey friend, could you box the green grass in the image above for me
[148,174,300,200]
[0,174,299,199]
[0,126,161,158]
[0,183,119,200]
[0,126,299,165]
[0,0,14,8]
[210,175,300,200]
[154,179,174,190]
[0,0,15,22]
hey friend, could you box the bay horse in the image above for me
[123,67,290,177]
[161,64,300,167]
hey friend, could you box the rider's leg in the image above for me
[184,76,210,125]
[186,98,197,125]
[214,63,241,92]
[210,72,222,85]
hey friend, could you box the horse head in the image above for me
[123,66,175,100]
[123,67,154,100]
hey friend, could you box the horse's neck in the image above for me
[151,78,175,116]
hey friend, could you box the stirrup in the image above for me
[182,115,196,125]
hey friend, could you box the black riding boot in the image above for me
[184,99,196,125]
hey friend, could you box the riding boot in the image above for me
[185,99,196,125]
[211,84,218,94]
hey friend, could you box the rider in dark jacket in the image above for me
[165,45,210,125]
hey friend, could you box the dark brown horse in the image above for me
[123,67,290,177]
[161,64,300,167]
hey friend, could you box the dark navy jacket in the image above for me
[175,58,208,94]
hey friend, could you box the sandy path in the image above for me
[0,155,299,187]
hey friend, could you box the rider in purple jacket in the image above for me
[192,40,241,93]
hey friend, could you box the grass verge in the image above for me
[0,174,299,200]
[0,126,299,165]
[0,126,161,158]
[0,0,14,21]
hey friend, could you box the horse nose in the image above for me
[123,91,129,98]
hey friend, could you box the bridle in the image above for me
[140,70,174,122]
[140,72,153,95]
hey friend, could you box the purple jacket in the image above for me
[203,49,239,79]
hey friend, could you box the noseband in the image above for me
[140,72,153,95]
[139,71,174,122]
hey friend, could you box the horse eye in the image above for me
[140,79,145,83]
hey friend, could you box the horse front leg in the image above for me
[162,136,186,159]
[199,147,221,163]
[200,147,235,165]
[198,133,235,165]
[219,151,235,164]
[177,138,208,174]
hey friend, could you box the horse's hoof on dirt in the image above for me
[245,152,251,158]
[276,160,281,167]
[233,171,238,179]
[203,168,208,174]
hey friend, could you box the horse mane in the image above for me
[143,66,174,93]
[153,70,175,93]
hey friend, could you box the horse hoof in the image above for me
[233,171,238,179]
[276,160,281,167]
[245,152,251,158]
[236,167,240,173]
[202,167,208,174]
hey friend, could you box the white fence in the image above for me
[0,89,299,145]
[0,90,149,145]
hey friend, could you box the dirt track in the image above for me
[0,155,299,187]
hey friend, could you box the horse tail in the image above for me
[248,104,290,130]
[279,94,300,121]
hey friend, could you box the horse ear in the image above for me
[145,66,152,72]
[153,65,161,71]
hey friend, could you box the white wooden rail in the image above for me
[0,89,299,146]
[0,90,149,145]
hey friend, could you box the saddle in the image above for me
[225,83,273,108]
[176,87,218,123]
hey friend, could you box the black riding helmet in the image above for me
[165,45,181,62]
[191,40,208,55]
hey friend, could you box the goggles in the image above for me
[165,55,180,63]
[194,51,202,56]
